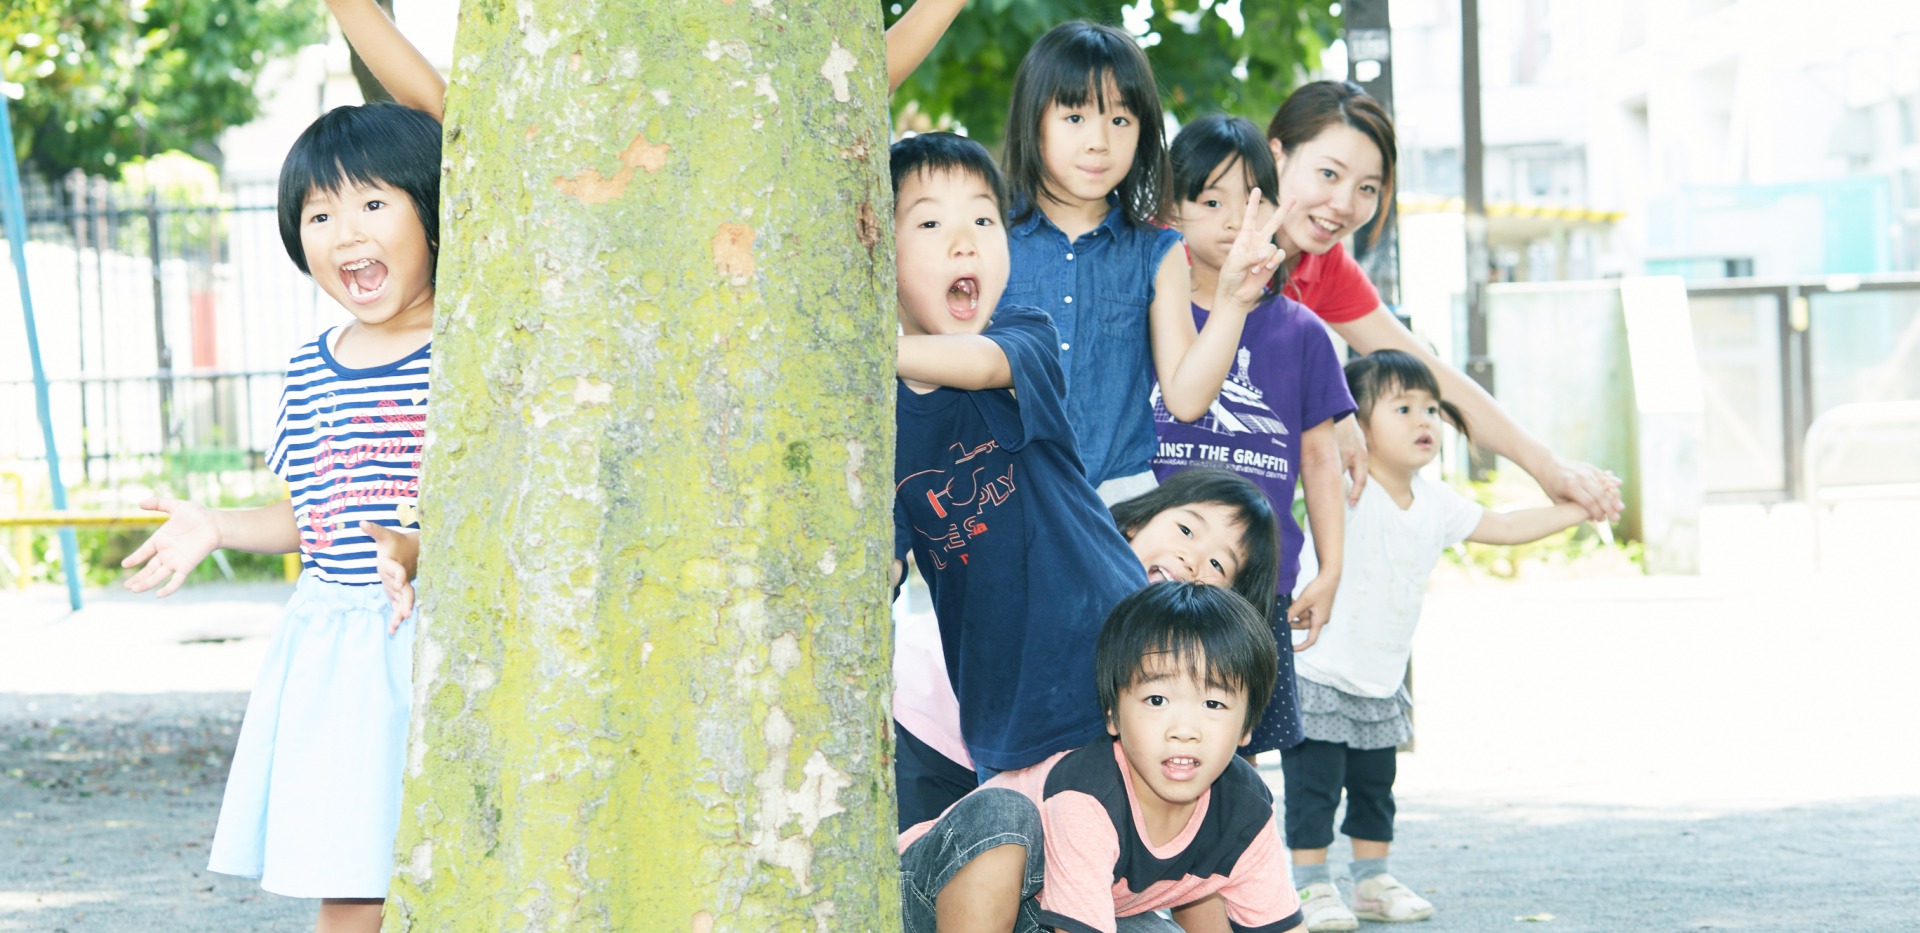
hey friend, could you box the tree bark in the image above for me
[386,1,898,929]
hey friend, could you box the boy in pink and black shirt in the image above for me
[898,583,1304,933]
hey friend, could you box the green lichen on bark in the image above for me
[384,1,898,929]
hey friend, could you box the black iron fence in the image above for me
[8,168,1915,506]
[2,169,342,487]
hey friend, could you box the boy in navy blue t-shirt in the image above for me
[888,134,1148,827]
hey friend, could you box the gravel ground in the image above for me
[1,692,314,932]
[2,503,1915,932]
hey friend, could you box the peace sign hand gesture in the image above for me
[1214,191,1296,313]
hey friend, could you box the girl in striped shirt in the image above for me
[121,99,443,933]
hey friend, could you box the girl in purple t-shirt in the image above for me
[1153,114,1356,758]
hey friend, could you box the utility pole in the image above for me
[1460,0,1493,475]
[1343,0,1400,309]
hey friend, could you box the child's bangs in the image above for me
[1046,68,1140,117]
[281,113,409,211]
[1364,357,1442,406]
[1172,116,1276,212]
[1039,34,1157,120]
[1133,630,1247,700]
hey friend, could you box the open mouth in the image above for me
[946,277,980,319]
[340,258,390,304]
[1308,216,1342,239]
[1146,564,1170,582]
[1162,756,1200,780]
[1415,433,1434,449]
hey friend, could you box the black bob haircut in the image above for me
[1171,114,1279,208]
[890,132,1009,226]
[277,102,443,278]
[1345,349,1471,442]
[1170,114,1283,297]
[1110,467,1281,620]
[1003,20,1170,228]
[1095,581,1278,737]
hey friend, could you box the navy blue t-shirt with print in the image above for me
[895,304,1148,773]
[1006,196,1185,488]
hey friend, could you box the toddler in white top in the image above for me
[1285,349,1593,931]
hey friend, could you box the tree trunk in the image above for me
[386,1,898,929]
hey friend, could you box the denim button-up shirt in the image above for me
[1005,198,1183,487]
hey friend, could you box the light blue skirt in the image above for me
[206,573,415,898]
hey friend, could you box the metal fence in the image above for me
[1687,274,1920,502]
[1,170,346,488]
[9,167,1916,507]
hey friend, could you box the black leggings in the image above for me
[894,720,979,832]
[1279,738,1396,849]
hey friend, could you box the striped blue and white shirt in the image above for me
[267,329,432,584]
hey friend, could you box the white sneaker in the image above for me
[1297,881,1359,932]
[1350,873,1434,922]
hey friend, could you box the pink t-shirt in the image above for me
[901,741,1304,933]
[892,603,973,769]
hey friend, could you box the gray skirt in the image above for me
[1296,676,1413,751]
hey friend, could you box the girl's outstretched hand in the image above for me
[361,522,419,635]
[1215,191,1296,311]
[122,498,220,597]
[1288,573,1337,652]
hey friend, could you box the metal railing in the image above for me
[1686,273,1920,502]
[3,169,341,486]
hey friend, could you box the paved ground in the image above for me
[1,502,1915,931]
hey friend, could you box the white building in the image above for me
[1384,0,1920,282]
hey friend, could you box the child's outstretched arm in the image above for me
[897,333,1011,391]
[1153,191,1293,422]
[1330,309,1623,520]
[1467,501,1589,546]
[360,522,419,634]
[886,0,968,94]
[122,498,299,597]
[327,0,446,120]
[1289,418,1344,652]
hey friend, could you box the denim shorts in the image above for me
[898,787,1185,932]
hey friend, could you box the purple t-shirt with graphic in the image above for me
[1150,293,1355,592]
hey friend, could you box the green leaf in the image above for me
[884,0,1337,147]
[3,0,324,178]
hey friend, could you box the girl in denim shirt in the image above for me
[1001,21,1292,502]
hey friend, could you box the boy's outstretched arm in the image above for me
[1467,501,1589,546]
[897,333,1011,391]
[327,0,446,120]
[122,498,299,597]
[886,0,968,94]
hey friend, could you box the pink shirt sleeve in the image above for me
[1035,790,1124,933]
[1284,244,1381,325]
[1218,814,1305,931]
